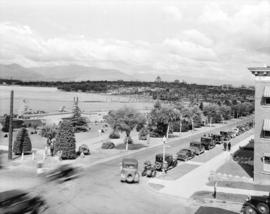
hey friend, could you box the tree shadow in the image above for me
[115,143,146,150]
[195,206,238,214]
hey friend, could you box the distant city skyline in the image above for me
[0,0,269,84]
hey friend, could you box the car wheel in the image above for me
[152,170,157,177]
[243,205,257,214]
[173,161,178,167]
[141,170,146,176]
[257,203,269,214]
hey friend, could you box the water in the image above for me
[0,85,153,115]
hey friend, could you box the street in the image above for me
[0,117,253,214]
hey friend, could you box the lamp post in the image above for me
[162,135,166,174]
[8,90,14,160]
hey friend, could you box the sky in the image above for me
[0,0,269,84]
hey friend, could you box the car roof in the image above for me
[179,148,191,152]
[0,189,28,202]
[190,141,201,144]
[122,158,138,164]
[156,153,171,158]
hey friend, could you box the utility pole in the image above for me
[8,90,14,160]
[162,136,166,174]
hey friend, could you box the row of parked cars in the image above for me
[120,121,254,183]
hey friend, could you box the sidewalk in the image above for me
[148,135,254,198]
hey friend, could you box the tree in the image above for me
[148,103,180,137]
[54,121,76,159]
[199,102,204,111]
[13,127,32,155]
[203,104,222,123]
[40,124,58,138]
[219,105,232,120]
[104,107,143,143]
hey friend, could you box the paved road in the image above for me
[0,116,253,214]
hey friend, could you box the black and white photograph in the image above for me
[0,0,269,213]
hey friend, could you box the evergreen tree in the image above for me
[13,127,32,155]
[54,121,76,159]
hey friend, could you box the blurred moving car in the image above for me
[177,148,195,161]
[241,194,270,214]
[120,158,140,183]
[189,141,205,155]
[141,160,156,177]
[154,153,177,172]
[0,189,47,214]
[45,164,80,183]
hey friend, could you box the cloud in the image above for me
[163,6,182,21]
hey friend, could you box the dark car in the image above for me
[141,160,156,178]
[241,194,270,214]
[154,153,177,172]
[177,148,195,161]
[120,158,140,183]
[45,164,80,183]
[0,189,46,214]
[212,134,224,144]
[220,131,232,141]
[201,136,215,150]
[189,141,205,155]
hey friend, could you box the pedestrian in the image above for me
[213,182,217,199]
[228,142,231,152]
[50,138,55,157]
[223,142,227,151]
[46,136,52,156]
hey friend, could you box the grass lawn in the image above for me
[192,191,247,203]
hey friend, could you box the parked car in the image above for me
[177,148,196,161]
[220,131,232,141]
[189,141,205,155]
[141,160,156,177]
[45,164,80,183]
[120,158,140,183]
[241,194,270,214]
[154,153,177,172]
[0,189,47,214]
[212,134,224,144]
[201,136,215,150]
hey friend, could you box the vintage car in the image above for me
[154,153,178,172]
[212,134,224,144]
[0,189,47,214]
[141,160,156,177]
[201,136,215,150]
[220,131,232,141]
[120,158,140,183]
[241,194,270,214]
[45,164,80,183]
[177,148,195,161]
[189,141,205,155]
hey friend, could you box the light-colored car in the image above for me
[120,158,140,183]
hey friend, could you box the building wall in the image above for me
[254,77,270,184]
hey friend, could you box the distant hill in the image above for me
[0,63,253,86]
[0,64,45,81]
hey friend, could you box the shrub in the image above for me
[109,131,120,139]
[78,144,90,155]
[13,127,32,155]
[139,127,149,140]
[101,141,115,149]
[54,121,76,159]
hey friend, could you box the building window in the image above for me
[264,131,270,138]
[265,97,270,105]
[263,86,270,105]
[263,155,270,172]
[262,119,270,139]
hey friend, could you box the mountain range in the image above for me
[0,63,251,86]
